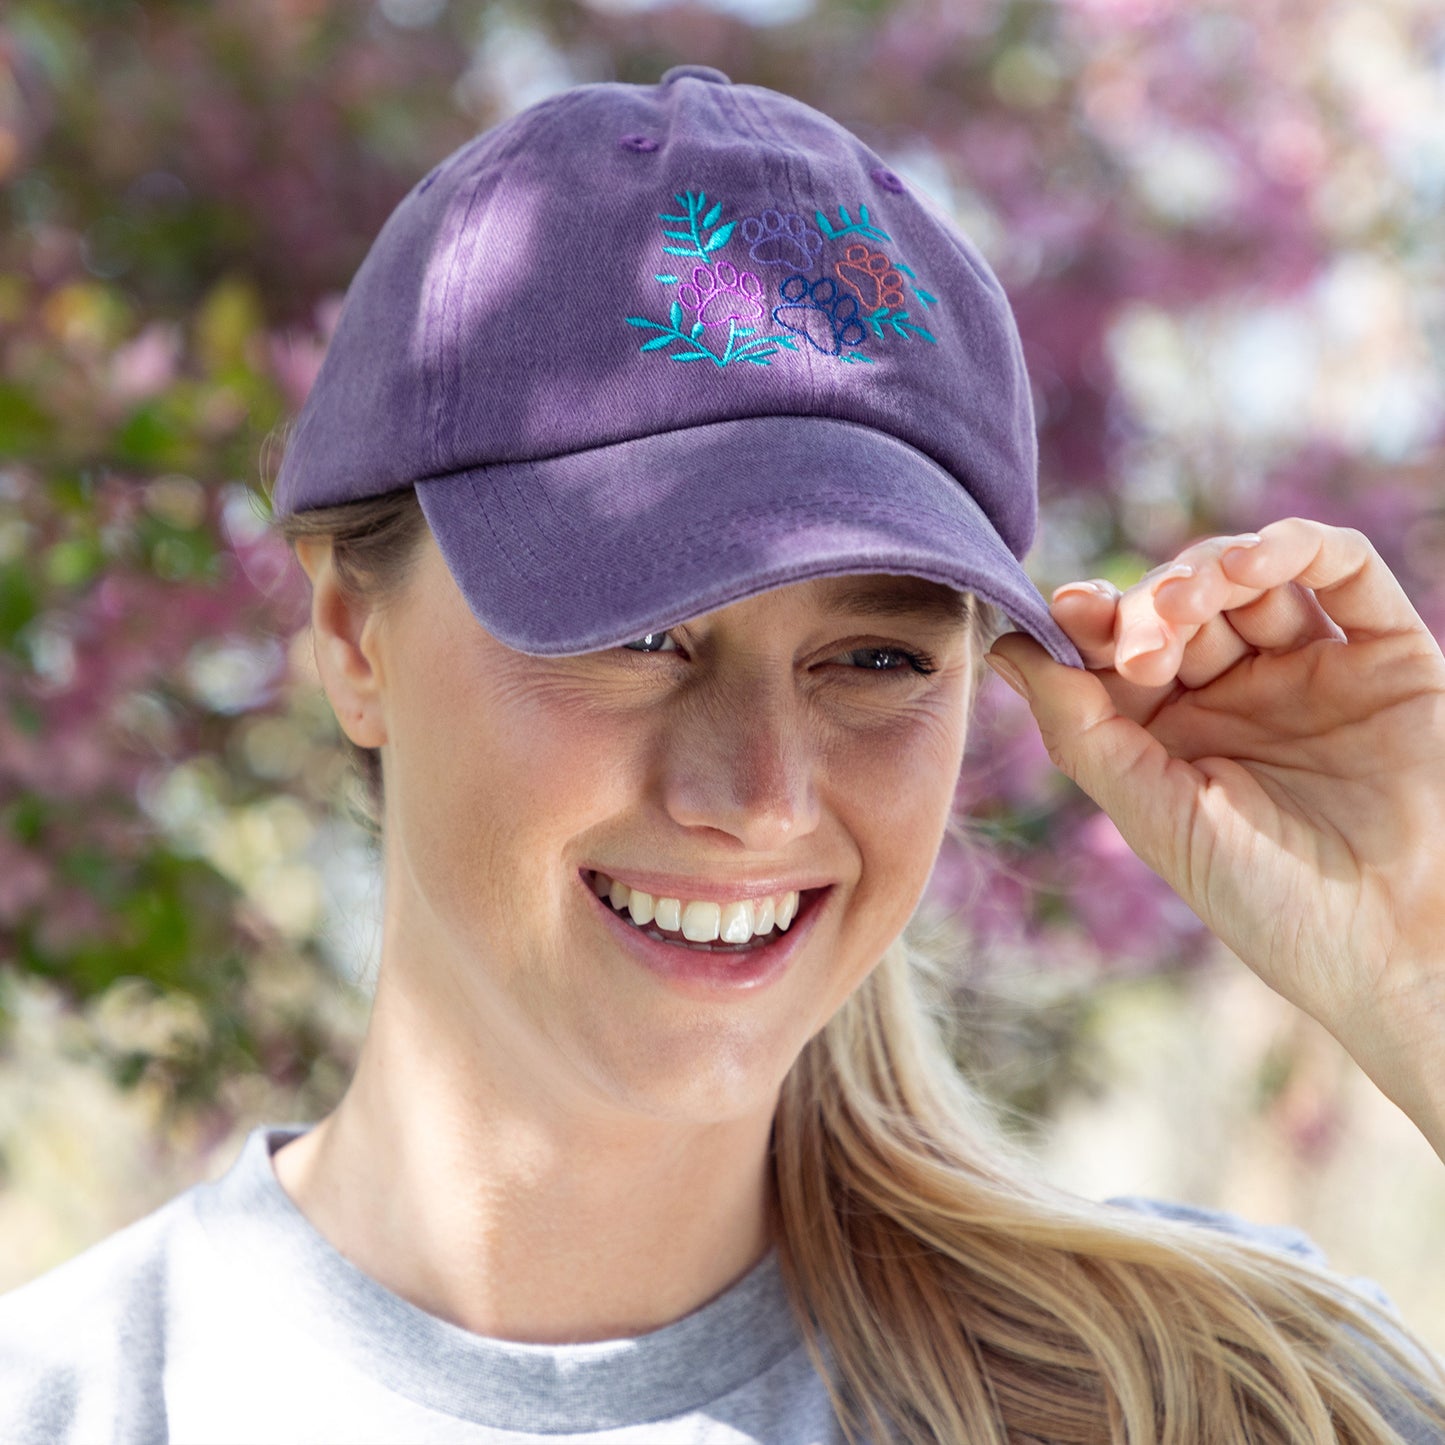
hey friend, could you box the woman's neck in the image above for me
[269,986,777,1344]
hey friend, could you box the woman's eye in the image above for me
[618,634,935,674]
[837,646,937,676]
[621,631,678,654]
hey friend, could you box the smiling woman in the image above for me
[4,66,1445,1445]
[276,498,985,1142]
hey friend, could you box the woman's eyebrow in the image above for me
[819,581,970,623]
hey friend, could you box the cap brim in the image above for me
[416,416,1084,668]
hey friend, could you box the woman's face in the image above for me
[338,532,978,1126]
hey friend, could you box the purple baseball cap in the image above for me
[272,64,1084,670]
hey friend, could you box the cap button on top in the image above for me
[659,65,731,86]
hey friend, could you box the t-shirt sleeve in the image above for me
[0,1203,179,1445]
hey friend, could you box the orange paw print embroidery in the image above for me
[834,244,906,310]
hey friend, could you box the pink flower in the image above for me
[0,844,49,924]
[268,328,328,412]
[925,833,1039,948]
[33,888,109,954]
[109,322,182,402]
[1058,812,1206,969]
[957,682,1059,813]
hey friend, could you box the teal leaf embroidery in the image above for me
[635,189,936,369]
[863,306,936,344]
[624,314,801,367]
[893,261,937,308]
[815,202,891,243]
[657,191,737,260]
[703,220,736,252]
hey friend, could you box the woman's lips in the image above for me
[584,869,822,946]
[581,870,832,992]
[581,867,836,905]
[588,871,828,950]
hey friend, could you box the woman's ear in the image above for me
[294,538,388,749]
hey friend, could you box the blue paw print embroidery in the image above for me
[772,275,870,359]
[627,188,938,370]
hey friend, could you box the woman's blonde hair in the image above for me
[778,944,1445,1443]
[271,482,1445,1444]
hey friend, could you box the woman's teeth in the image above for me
[589,872,801,947]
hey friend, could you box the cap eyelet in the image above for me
[871,167,906,194]
[619,134,659,153]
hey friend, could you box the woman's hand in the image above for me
[986,518,1445,1150]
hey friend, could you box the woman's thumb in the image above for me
[984,633,1167,823]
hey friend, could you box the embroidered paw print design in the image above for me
[740,210,824,269]
[678,261,765,329]
[628,186,939,367]
[835,244,906,311]
[772,275,868,358]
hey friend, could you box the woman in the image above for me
[2,65,1443,1444]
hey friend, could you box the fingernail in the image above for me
[1222,533,1264,567]
[1051,580,1113,603]
[984,654,1029,699]
[1117,621,1167,664]
[1150,563,1194,594]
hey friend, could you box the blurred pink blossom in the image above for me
[222,500,308,620]
[268,327,327,411]
[957,681,1058,812]
[1066,0,1178,24]
[33,888,110,954]
[108,322,182,403]
[925,834,1039,948]
[1058,812,1206,969]
[0,842,49,924]
[265,293,343,410]
[315,294,344,343]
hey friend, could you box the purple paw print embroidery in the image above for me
[772,275,868,358]
[678,261,765,330]
[740,210,824,269]
[628,185,937,368]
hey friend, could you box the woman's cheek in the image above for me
[831,686,969,820]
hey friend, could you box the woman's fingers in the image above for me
[1048,579,1183,721]
[1150,560,1346,685]
[1107,536,1269,687]
[1047,520,1407,693]
[1047,580,1120,668]
[1049,567,1260,694]
[1218,517,1428,643]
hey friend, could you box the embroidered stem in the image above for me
[893,262,937,309]
[625,312,801,366]
[657,191,738,261]
[815,203,891,244]
[862,306,936,344]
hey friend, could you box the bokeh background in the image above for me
[2,0,1444,1351]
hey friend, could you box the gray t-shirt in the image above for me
[0,1123,1436,1444]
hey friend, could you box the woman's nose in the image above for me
[660,681,821,852]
